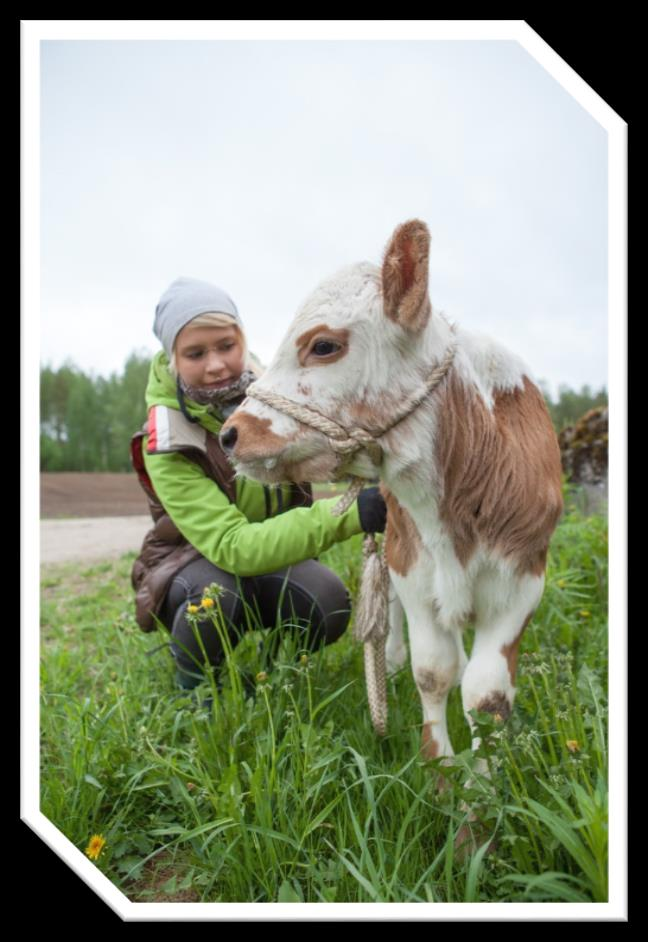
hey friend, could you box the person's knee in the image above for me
[179,563,242,615]
[169,586,245,674]
[317,581,352,644]
[289,562,352,648]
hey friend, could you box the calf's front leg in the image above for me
[461,581,543,760]
[404,599,462,763]
[385,588,407,677]
[454,583,543,857]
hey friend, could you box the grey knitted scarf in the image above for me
[178,369,257,419]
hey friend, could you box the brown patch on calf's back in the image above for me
[436,372,563,575]
[381,485,423,576]
[501,611,534,685]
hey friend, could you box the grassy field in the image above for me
[40,484,608,903]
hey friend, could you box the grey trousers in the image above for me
[159,556,352,687]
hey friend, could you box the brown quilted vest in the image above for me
[129,410,312,632]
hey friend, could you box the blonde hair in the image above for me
[168,312,252,378]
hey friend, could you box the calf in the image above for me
[220,219,563,775]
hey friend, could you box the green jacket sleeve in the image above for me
[143,447,363,577]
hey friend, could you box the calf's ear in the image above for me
[381,219,432,333]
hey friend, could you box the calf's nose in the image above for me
[219,425,238,453]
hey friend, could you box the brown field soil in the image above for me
[41,473,150,518]
[40,472,343,519]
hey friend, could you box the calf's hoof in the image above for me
[453,817,498,864]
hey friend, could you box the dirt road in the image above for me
[41,472,149,519]
[38,474,340,567]
[40,515,151,566]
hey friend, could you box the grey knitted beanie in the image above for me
[154,276,244,358]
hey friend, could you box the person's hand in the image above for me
[357,486,387,533]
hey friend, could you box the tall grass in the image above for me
[40,485,607,902]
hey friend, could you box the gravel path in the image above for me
[40,515,151,566]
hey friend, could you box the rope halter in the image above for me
[242,335,458,736]
[239,388,384,470]
[244,336,458,473]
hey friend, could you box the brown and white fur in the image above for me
[220,219,563,776]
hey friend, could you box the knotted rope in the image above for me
[244,338,457,736]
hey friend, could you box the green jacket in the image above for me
[130,351,362,630]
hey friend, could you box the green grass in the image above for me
[40,484,608,903]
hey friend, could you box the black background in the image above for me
[19,15,629,925]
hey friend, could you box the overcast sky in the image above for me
[39,37,608,400]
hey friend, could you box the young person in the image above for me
[130,276,387,690]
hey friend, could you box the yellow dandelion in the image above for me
[85,834,106,861]
[201,597,215,609]
[566,739,580,753]
[557,579,566,589]
[579,610,591,618]
[187,604,199,614]
[256,671,268,683]
[299,654,309,666]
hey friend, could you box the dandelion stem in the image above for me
[502,737,542,862]
[526,673,558,766]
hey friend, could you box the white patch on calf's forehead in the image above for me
[293,262,381,328]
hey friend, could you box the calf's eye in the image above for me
[312,340,341,357]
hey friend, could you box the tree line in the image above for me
[40,354,608,472]
[41,353,151,472]
[536,380,608,435]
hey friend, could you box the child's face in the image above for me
[175,322,246,388]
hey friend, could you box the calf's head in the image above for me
[220,219,436,484]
